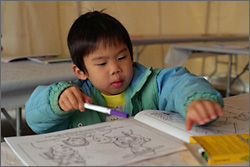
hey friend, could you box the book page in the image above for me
[134,108,249,143]
[5,119,185,166]
[212,43,249,50]
[1,54,58,63]
[28,56,71,64]
[1,56,29,63]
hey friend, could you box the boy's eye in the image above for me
[118,56,126,60]
[97,62,106,66]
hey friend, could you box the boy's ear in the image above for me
[72,64,88,80]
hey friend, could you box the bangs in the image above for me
[84,34,126,56]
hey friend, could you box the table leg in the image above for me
[1,108,22,136]
[201,57,205,76]
[16,108,22,136]
[1,108,15,128]
[226,54,233,97]
[135,46,139,62]
[207,56,218,80]
[234,54,238,74]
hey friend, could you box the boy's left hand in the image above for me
[185,100,223,131]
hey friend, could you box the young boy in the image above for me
[25,11,224,134]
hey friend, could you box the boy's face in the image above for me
[82,42,133,95]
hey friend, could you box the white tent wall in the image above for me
[1,1,249,83]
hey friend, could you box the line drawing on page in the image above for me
[148,111,183,124]
[92,129,160,156]
[145,109,249,135]
[40,144,86,166]
[16,122,177,166]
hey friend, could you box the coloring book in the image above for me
[5,118,185,166]
[4,103,249,166]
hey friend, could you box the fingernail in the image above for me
[211,115,217,119]
[204,118,210,123]
[199,121,205,125]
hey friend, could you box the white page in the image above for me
[1,54,58,63]
[134,107,249,143]
[5,119,185,166]
[28,56,71,64]
[212,43,249,50]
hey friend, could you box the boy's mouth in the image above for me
[111,80,123,88]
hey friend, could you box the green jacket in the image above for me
[25,63,223,134]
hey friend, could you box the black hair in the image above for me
[67,10,133,73]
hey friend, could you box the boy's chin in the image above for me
[103,89,125,96]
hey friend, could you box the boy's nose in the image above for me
[111,63,121,75]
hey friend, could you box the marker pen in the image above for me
[198,147,208,162]
[84,103,129,118]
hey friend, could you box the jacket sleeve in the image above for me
[25,79,91,134]
[156,66,224,118]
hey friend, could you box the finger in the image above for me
[64,96,77,110]
[69,87,91,111]
[59,93,73,111]
[82,94,93,104]
[203,101,218,120]
[214,103,223,117]
[203,101,224,120]
[59,101,71,112]
[73,91,85,112]
[65,87,83,110]
[194,102,212,124]
[189,104,208,125]
[80,94,93,112]
[186,110,205,130]
[185,116,194,131]
[66,92,79,110]
[78,98,85,112]
[71,90,93,112]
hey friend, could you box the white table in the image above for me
[130,34,249,61]
[1,61,78,136]
[165,42,249,97]
[1,93,249,166]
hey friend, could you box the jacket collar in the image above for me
[131,62,153,93]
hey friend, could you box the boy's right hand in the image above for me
[58,86,92,112]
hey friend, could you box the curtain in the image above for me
[1,1,249,81]
[1,1,248,57]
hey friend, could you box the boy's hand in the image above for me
[59,86,92,112]
[185,100,223,131]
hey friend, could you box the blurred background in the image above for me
[1,1,248,79]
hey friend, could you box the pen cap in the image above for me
[110,110,129,118]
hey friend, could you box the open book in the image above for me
[1,54,71,64]
[135,107,248,143]
[1,54,58,63]
[28,56,72,64]
[4,104,248,166]
[5,117,185,166]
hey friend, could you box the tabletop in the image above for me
[170,41,249,55]
[165,41,249,67]
[131,34,249,46]
[1,93,249,166]
[131,34,249,62]
[1,61,77,108]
